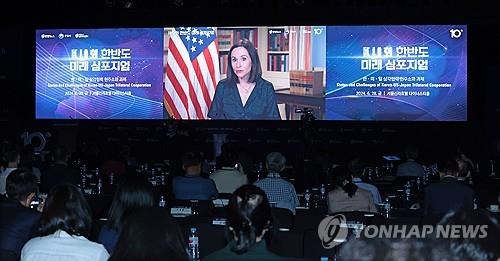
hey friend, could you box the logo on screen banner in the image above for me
[318,214,349,249]
[74,33,89,39]
[313,28,323,35]
[450,29,463,39]
[40,34,55,39]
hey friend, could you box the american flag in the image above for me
[164,27,220,119]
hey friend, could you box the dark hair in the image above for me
[106,174,155,231]
[455,157,472,178]
[438,209,500,260]
[19,144,35,169]
[348,157,366,177]
[109,208,189,261]
[3,143,20,163]
[53,145,69,162]
[438,157,459,176]
[227,185,273,254]
[404,145,419,160]
[330,166,358,198]
[338,237,459,261]
[38,184,92,237]
[226,39,262,84]
[182,151,202,168]
[6,167,38,201]
[219,149,239,168]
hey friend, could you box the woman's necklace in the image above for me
[238,82,255,93]
[238,82,255,106]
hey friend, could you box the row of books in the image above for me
[267,54,289,72]
[289,70,324,96]
[219,54,229,75]
[217,31,233,51]
[268,28,289,51]
[217,29,258,50]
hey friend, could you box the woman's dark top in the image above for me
[208,77,280,120]
[203,240,286,261]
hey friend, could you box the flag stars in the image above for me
[198,39,203,45]
[186,35,190,41]
[191,46,196,52]
[192,37,197,43]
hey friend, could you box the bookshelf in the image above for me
[217,27,258,76]
[266,27,289,72]
[215,27,289,86]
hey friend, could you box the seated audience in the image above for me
[100,144,127,178]
[40,145,80,193]
[456,156,473,184]
[173,151,218,200]
[424,157,474,217]
[0,143,20,196]
[204,185,287,260]
[327,166,377,214]
[210,148,248,194]
[236,147,255,182]
[348,157,382,204]
[456,145,477,173]
[98,174,155,253]
[21,184,109,260]
[0,168,40,258]
[80,141,102,171]
[19,144,42,182]
[396,145,425,177]
[254,152,299,215]
[109,207,189,261]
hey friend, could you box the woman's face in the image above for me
[231,47,252,81]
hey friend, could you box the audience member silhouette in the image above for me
[40,145,80,193]
[109,207,189,261]
[348,157,382,204]
[396,145,425,177]
[21,184,109,260]
[424,157,474,217]
[254,152,299,214]
[0,168,40,259]
[0,143,20,196]
[211,146,248,194]
[204,185,288,260]
[98,174,155,253]
[172,151,218,200]
[327,166,377,213]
